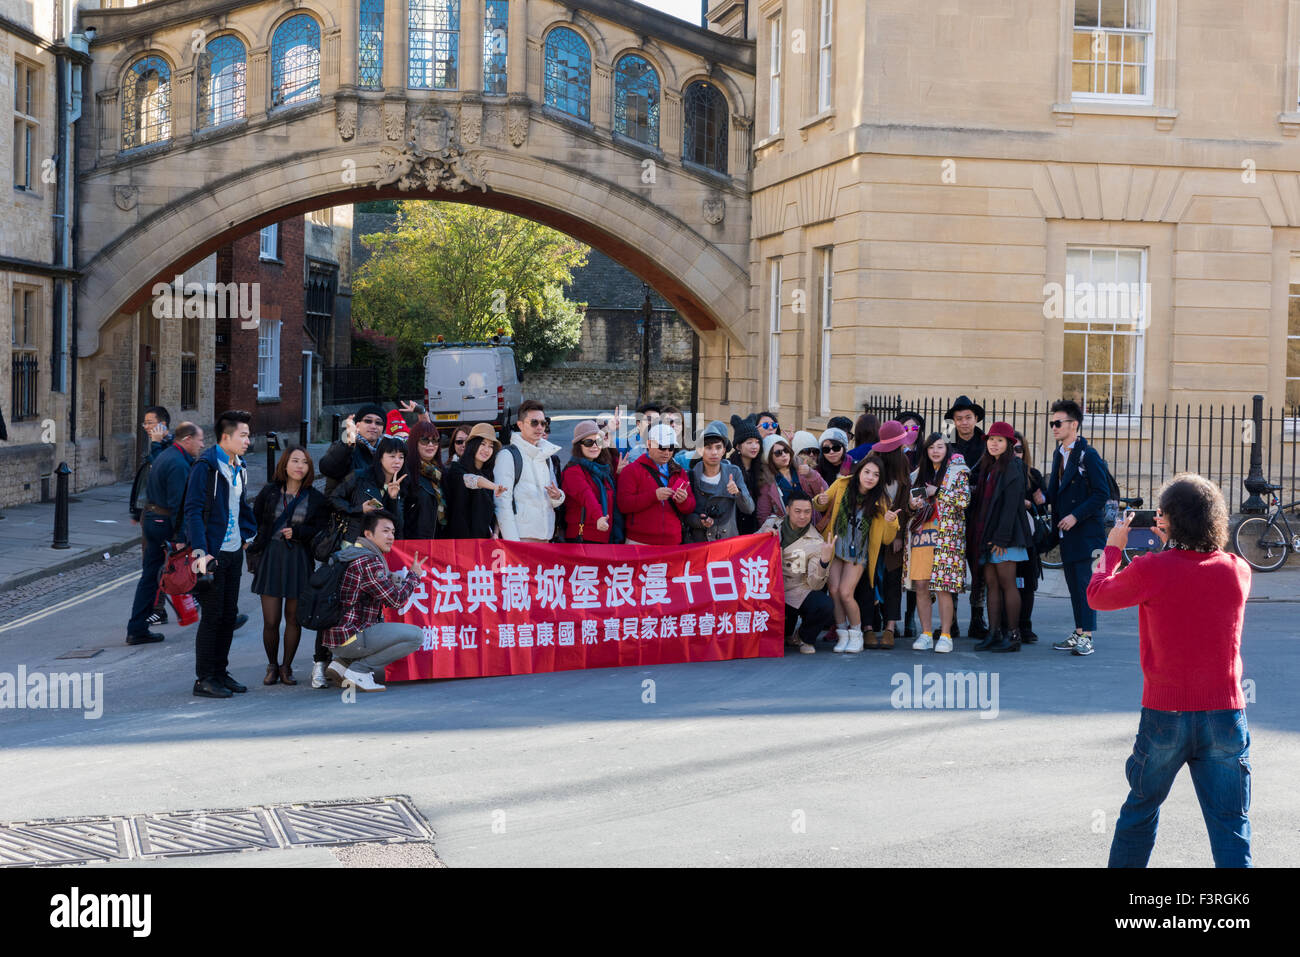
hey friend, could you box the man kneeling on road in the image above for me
[321,510,425,692]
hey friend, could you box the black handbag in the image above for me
[312,513,348,562]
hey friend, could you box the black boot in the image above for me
[990,629,1022,653]
[974,626,1001,652]
[968,606,988,639]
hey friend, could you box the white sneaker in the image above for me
[833,627,850,653]
[342,667,386,692]
[844,628,864,654]
[311,661,328,689]
[934,636,953,654]
[912,633,934,651]
[326,661,348,687]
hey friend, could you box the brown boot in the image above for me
[879,626,895,649]
[863,628,880,649]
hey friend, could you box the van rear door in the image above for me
[425,349,498,423]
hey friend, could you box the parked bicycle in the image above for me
[1233,483,1300,572]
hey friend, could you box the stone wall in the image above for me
[0,443,55,507]
[522,363,694,410]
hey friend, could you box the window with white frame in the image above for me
[259,223,279,260]
[1062,246,1146,416]
[1287,257,1300,411]
[768,14,782,136]
[817,0,833,113]
[815,246,833,416]
[13,58,39,190]
[768,257,782,409]
[1072,0,1153,101]
[257,319,281,399]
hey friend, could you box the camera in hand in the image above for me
[910,485,926,499]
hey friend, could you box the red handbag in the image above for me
[159,544,199,595]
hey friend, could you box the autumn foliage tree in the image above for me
[353,201,588,371]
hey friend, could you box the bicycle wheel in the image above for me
[1040,542,1063,569]
[1233,517,1289,572]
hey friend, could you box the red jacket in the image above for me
[616,456,695,546]
[560,462,615,543]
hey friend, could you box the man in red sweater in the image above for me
[1087,474,1252,867]
[616,424,695,546]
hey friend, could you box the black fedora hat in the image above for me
[944,395,985,421]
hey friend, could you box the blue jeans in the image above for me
[1109,708,1252,868]
[1062,558,1096,632]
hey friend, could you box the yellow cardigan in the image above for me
[816,475,899,582]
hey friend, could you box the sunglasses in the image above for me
[1049,420,1067,428]
[454,438,467,446]
[772,447,790,456]
[524,418,548,428]
[579,438,600,448]
[360,417,384,426]
[1013,445,1024,453]
[418,437,439,446]
[798,448,819,456]
[759,421,779,431]
[821,443,844,453]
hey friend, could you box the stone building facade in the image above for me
[705,0,1300,432]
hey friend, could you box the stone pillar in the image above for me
[461,0,483,94]
[592,62,610,129]
[508,0,528,97]
[323,27,342,95]
[526,38,541,103]
[339,0,359,88]
[662,87,682,160]
[248,47,269,121]
[158,305,182,412]
[173,68,194,140]
[382,0,405,90]
[98,88,120,159]
[729,114,752,178]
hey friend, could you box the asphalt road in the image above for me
[1,545,1295,868]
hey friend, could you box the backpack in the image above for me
[504,443,564,542]
[299,557,351,631]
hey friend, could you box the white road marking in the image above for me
[0,570,141,634]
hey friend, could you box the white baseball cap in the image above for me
[647,424,680,448]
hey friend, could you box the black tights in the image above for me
[261,595,302,667]
[982,561,1021,635]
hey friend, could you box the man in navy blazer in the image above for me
[183,410,257,698]
[1045,399,1108,657]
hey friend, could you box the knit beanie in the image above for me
[731,414,762,448]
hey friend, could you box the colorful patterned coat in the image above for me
[904,453,971,594]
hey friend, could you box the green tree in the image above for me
[353,202,588,370]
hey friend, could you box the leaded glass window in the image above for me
[483,0,508,95]
[544,26,590,121]
[197,35,246,129]
[271,15,321,107]
[614,54,659,146]
[683,80,728,174]
[122,56,171,150]
[359,0,384,89]
[409,0,459,90]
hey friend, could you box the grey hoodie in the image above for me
[686,458,755,542]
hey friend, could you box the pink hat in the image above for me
[872,420,911,453]
[986,421,1016,441]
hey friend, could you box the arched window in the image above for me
[544,26,590,122]
[121,55,171,150]
[409,0,459,90]
[359,0,384,89]
[614,54,659,146]
[197,35,246,129]
[683,80,728,175]
[271,14,321,108]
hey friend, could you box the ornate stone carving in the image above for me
[461,108,481,145]
[360,102,381,140]
[114,185,138,211]
[376,140,488,193]
[383,101,405,141]
[336,99,357,141]
[507,95,530,148]
[408,104,454,152]
[703,197,724,225]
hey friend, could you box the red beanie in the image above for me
[385,410,410,437]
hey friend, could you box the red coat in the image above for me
[560,462,615,543]
[616,456,696,546]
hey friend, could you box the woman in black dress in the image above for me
[403,420,445,541]
[330,435,408,541]
[442,424,504,538]
[249,446,327,686]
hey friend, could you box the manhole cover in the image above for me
[0,796,431,866]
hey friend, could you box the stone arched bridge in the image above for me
[78,0,755,357]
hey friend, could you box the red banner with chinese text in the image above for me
[381,535,785,681]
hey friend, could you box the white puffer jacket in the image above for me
[494,433,566,541]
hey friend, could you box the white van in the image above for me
[423,338,523,440]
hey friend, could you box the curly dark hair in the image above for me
[1157,473,1228,551]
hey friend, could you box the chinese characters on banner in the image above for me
[381,535,786,681]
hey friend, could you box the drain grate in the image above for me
[0,796,432,867]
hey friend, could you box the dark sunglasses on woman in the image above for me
[579,438,600,448]
[821,442,844,454]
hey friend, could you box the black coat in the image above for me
[404,463,445,541]
[249,483,329,558]
[319,439,376,494]
[329,463,405,541]
[1045,437,1108,562]
[442,459,498,539]
[971,459,1031,559]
